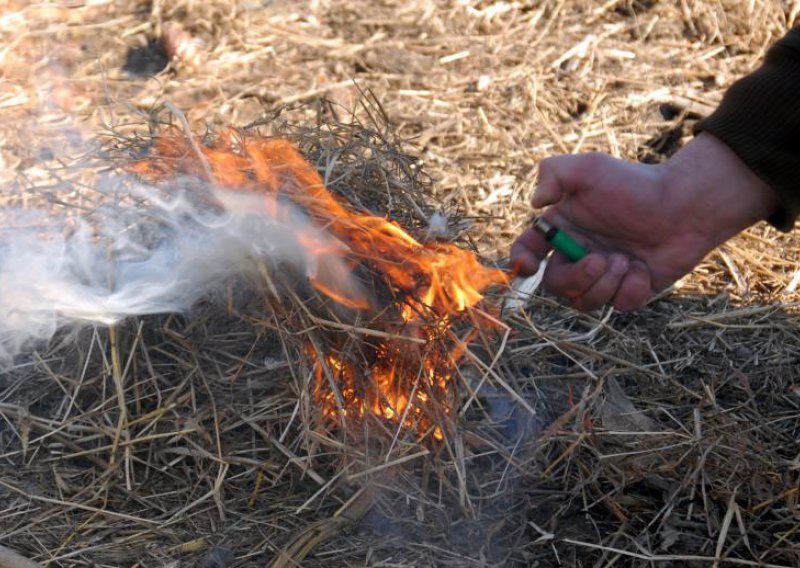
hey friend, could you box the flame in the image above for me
[127,127,508,441]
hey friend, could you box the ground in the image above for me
[0,1,799,566]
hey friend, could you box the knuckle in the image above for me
[575,152,605,177]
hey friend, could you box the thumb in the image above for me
[532,153,598,209]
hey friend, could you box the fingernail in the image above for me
[584,257,604,277]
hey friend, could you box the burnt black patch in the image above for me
[615,0,658,17]
[638,121,689,164]
[122,38,168,77]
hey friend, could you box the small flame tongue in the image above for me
[127,127,508,440]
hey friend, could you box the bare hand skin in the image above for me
[510,133,780,312]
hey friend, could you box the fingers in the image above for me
[532,153,600,209]
[611,260,652,312]
[571,254,629,312]
[541,252,609,299]
[509,226,549,276]
[532,156,567,208]
[543,254,654,312]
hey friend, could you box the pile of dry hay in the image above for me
[0,1,799,567]
[0,100,797,568]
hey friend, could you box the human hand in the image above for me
[510,133,780,311]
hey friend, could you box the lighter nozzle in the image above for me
[532,216,553,233]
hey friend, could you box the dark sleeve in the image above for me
[693,28,800,231]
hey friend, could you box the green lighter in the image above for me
[532,216,588,262]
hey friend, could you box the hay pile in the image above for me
[0,1,799,566]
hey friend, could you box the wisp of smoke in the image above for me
[0,180,365,365]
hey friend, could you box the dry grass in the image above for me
[1,1,799,566]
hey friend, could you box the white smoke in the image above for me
[0,179,365,365]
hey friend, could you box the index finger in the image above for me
[510,225,549,277]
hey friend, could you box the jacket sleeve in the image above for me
[694,28,800,231]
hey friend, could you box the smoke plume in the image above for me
[0,179,364,365]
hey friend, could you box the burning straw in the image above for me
[1,99,508,446]
[5,100,799,566]
[0,101,527,564]
[121,116,509,442]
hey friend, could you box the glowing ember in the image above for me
[128,127,507,440]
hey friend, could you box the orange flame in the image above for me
[127,127,508,440]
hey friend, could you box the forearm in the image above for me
[694,28,800,231]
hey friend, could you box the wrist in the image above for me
[660,132,780,249]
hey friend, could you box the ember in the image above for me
[128,127,507,440]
